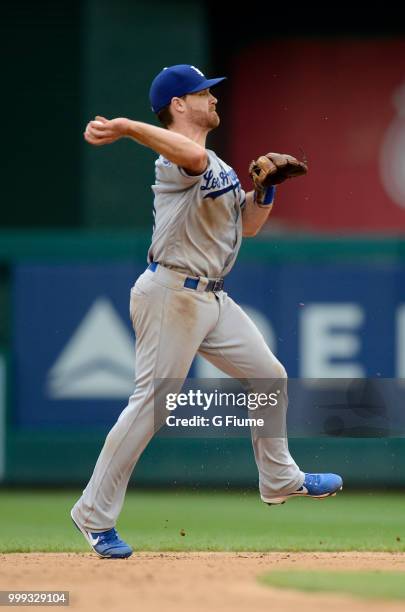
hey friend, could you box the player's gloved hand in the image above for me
[249,152,308,206]
[84,116,130,146]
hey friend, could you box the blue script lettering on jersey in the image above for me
[201,169,229,190]
[201,168,241,200]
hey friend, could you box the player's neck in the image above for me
[169,125,208,148]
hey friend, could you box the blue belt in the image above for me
[148,262,224,292]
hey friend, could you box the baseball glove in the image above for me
[249,152,308,204]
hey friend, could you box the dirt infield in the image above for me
[1,552,405,611]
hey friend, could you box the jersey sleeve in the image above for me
[154,155,209,190]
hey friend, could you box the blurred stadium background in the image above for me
[1,1,405,494]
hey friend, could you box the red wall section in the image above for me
[229,39,405,232]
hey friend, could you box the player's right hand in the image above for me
[84,116,130,146]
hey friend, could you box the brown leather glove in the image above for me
[249,152,308,205]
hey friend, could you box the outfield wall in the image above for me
[1,232,405,487]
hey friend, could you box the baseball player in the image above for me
[71,64,343,558]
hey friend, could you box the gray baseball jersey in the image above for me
[148,150,246,278]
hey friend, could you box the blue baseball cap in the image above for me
[149,64,226,113]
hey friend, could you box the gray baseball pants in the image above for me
[72,265,304,530]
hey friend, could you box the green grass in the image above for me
[260,570,405,600]
[0,490,404,553]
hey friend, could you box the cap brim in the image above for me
[188,76,226,94]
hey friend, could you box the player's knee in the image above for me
[272,361,287,380]
[254,357,287,380]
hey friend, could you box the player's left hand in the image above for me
[84,116,130,146]
[248,152,308,204]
